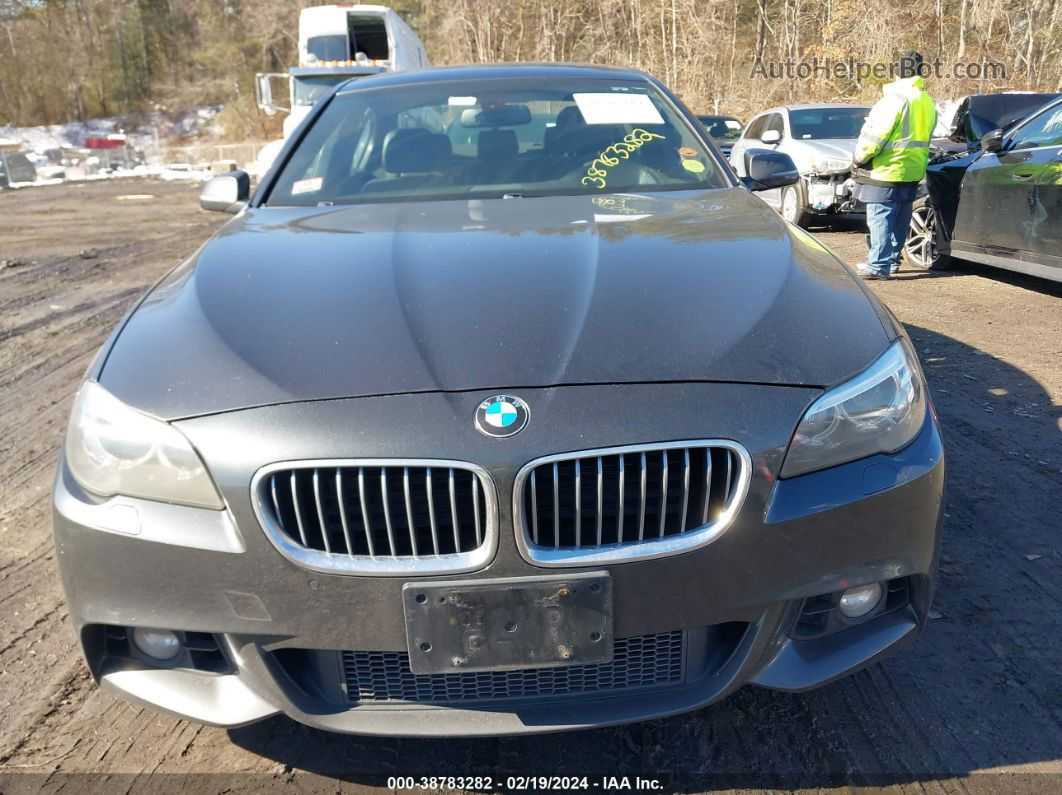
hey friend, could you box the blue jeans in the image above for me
[866,200,915,276]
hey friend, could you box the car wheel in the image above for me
[904,198,952,270]
[780,183,811,227]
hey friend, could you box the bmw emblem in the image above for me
[474,395,530,438]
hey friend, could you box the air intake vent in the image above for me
[514,441,749,566]
[253,460,497,576]
[342,631,685,704]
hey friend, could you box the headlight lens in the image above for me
[814,156,851,172]
[65,381,224,509]
[781,340,927,478]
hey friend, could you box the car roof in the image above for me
[337,63,653,92]
[757,103,870,114]
[966,91,1061,100]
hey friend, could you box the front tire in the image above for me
[780,182,812,227]
[904,198,953,270]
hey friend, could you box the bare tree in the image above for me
[1,0,1059,131]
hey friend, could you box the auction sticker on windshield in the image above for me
[573,92,664,125]
[291,176,323,195]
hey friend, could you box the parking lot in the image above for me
[1,178,1059,790]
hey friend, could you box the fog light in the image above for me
[131,628,181,661]
[838,583,883,618]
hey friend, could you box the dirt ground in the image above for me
[1,179,1059,793]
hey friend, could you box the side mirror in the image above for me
[980,128,1005,153]
[255,73,291,116]
[760,129,782,145]
[199,170,250,213]
[741,149,800,191]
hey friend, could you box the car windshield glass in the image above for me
[292,75,355,106]
[789,108,869,139]
[698,117,742,140]
[266,77,729,206]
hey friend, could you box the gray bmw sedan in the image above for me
[54,65,944,736]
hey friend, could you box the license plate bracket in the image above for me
[402,573,613,675]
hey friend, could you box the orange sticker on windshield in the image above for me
[678,146,697,158]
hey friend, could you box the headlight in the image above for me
[65,381,224,509]
[781,340,927,478]
[813,156,851,173]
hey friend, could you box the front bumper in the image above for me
[53,382,944,736]
[805,173,863,214]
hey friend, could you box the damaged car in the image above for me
[904,92,1062,282]
[730,103,869,226]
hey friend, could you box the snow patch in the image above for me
[0,107,222,154]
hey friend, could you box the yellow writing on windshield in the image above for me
[581,128,666,190]
[591,196,649,215]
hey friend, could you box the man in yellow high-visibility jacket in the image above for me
[853,52,937,280]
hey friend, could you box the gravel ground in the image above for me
[0,180,1059,793]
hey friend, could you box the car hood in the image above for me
[951,93,1062,143]
[100,188,890,420]
[782,139,857,173]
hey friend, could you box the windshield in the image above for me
[789,107,869,140]
[267,77,729,206]
[293,75,359,106]
[698,116,742,140]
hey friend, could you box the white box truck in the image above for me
[254,4,428,169]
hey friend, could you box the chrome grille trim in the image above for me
[251,459,498,576]
[514,440,751,567]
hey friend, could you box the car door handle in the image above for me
[1011,172,1035,180]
